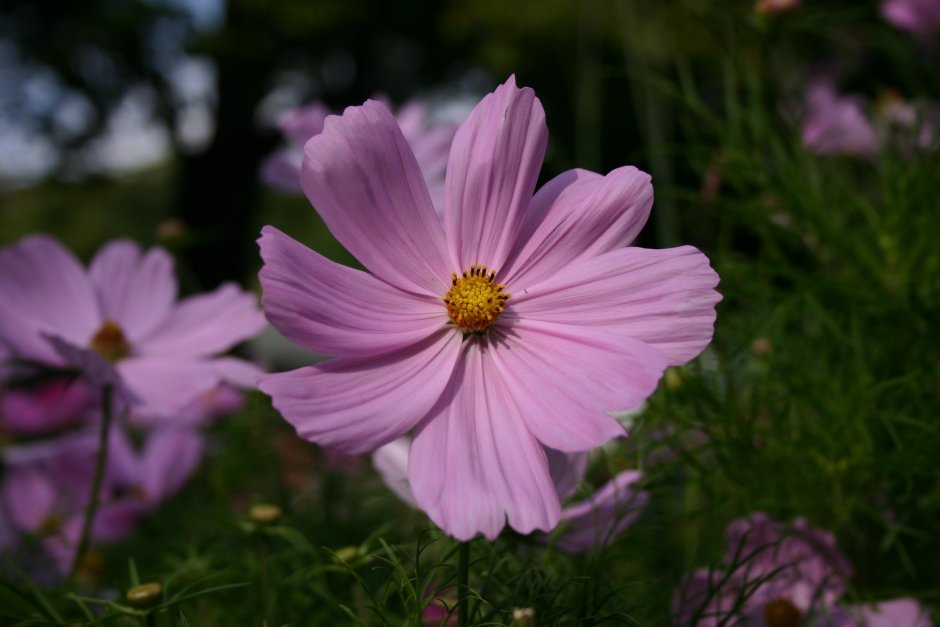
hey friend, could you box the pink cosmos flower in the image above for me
[373,438,648,552]
[801,81,880,158]
[261,99,456,211]
[259,76,720,541]
[0,236,266,415]
[881,0,940,38]
[755,0,801,16]
[672,513,932,626]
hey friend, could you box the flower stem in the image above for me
[458,541,470,627]
[69,384,114,585]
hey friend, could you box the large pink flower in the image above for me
[259,76,720,541]
[0,236,266,414]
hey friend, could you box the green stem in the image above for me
[458,541,470,627]
[69,384,114,584]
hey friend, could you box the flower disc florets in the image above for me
[90,319,130,362]
[443,265,510,333]
[762,598,802,627]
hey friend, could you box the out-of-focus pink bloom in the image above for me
[422,583,457,626]
[372,438,648,552]
[0,425,204,573]
[881,0,940,38]
[552,470,648,554]
[259,76,720,541]
[755,0,801,15]
[261,99,457,211]
[841,598,934,626]
[671,513,933,626]
[0,377,97,436]
[802,81,880,157]
[131,385,244,427]
[0,236,266,415]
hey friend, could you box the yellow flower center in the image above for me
[762,598,802,627]
[90,319,130,362]
[443,265,510,333]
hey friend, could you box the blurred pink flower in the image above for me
[261,99,456,211]
[672,513,932,626]
[260,75,719,541]
[0,377,97,436]
[0,236,266,415]
[0,426,204,574]
[801,81,880,157]
[881,0,940,38]
[373,439,648,552]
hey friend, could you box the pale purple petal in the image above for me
[259,329,462,454]
[444,76,547,271]
[258,226,444,358]
[546,448,589,502]
[372,438,418,507]
[508,246,720,365]
[848,597,933,627]
[88,240,177,342]
[134,385,244,427]
[503,166,654,287]
[281,102,330,144]
[117,356,232,414]
[0,235,101,363]
[671,568,738,627]
[487,320,667,451]
[802,81,880,157]
[881,0,940,36]
[301,100,451,295]
[260,150,304,193]
[2,468,57,531]
[137,283,266,357]
[409,340,561,541]
[0,377,96,436]
[138,429,204,502]
[554,470,649,554]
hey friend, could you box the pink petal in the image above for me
[503,166,653,287]
[0,377,96,436]
[850,598,933,627]
[444,76,547,271]
[259,329,462,454]
[0,235,100,363]
[281,102,330,145]
[258,226,445,358]
[486,320,667,451]
[2,468,57,531]
[260,150,304,194]
[509,245,720,365]
[138,429,204,502]
[409,340,561,541]
[117,357,232,415]
[554,470,649,554]
[137,283,265,357]
[372,438,418,507]
[88,240,177,343]
[547,449,589,502]
[300,100,451,296]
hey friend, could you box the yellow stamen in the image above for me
[443,265,510,333]
[90,319,130,362]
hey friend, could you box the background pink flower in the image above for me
[881,0,940,38]
[0,236,266,415]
